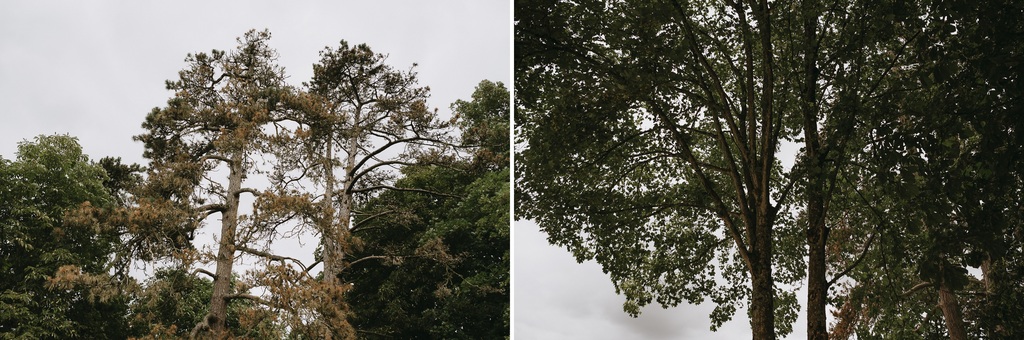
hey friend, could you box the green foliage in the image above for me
[452,80,510,170]
[130,267,280,338]
[516,0,804,335]
[347,81,510,339]
[0,135,136,339]
[826,0,1024,337]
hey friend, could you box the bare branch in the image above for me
[201,154,233,164]
[346,255,395,268]
[235,188,262,197]
[192,268,216,279]
[303,259,322,274]
[349,135,451,178]
[828,230,877,287]
[197,203,227,214]
[237,245,306,269]
[226,293,274,307]
[348,185,461,198]
[903,282,933,297]
[349,160,424,189]
[352,209,398,232]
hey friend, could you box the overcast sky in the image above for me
[514,140,810,339]
[515,219,810,339]
[0,1,509,164]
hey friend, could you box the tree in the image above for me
[262,40,455,338]
[828,0,1024,337]
[516,0,958,338]
[0,135,136,339]
[133,29,292,337]
[346,80,510,339]
[516,1,797,337]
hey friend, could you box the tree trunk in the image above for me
[321,134,341,285]
[806,196,828,340]
[800,0,828,336]
[323,108,361,286]
[750,213,777,340]
[204,153,243,336]
[938,280,968,340]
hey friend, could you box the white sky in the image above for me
[0,1,510,164]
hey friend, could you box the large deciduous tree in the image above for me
[828,0,1024,338]
[516,0,953,338]
[517,1,796,337]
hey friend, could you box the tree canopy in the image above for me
[516,0,1024,339]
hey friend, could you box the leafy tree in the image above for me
[346,80,510,339]
[516,0,847,337]
[515,0,1007,339]
[0,135,135,339]
[828,0,1024,338]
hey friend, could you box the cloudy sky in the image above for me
[0,1,509,164]
[515,219,810,339]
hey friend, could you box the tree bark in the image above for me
[751,212,777,340]
[938,280,969,340]
[322,109,359,286]
[204,153,243,336]
[321,132,341,285]
[800,0,828,337]
[806,195,828,340]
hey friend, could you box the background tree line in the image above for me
[1,29,509,339]
[516,0,1022,339]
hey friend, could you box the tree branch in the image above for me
[828,230,876,287]
[192,268,216,279]
[349,160,425,190]
[197,203,227,214]
[201,154,233,164]
[235,187,262,197]
[903,282,933,297]
[226,293,274,307]
[352,209,399,232]
[237,245,306,269]
[348,185,461,198]
[349,135,450,178]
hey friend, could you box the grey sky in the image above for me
[0,1,510,164]
[516,220,773,339]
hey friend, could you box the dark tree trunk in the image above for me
[750,213,777,340]
[800,0,829,337]
[806,196,828,340]
[938,280,969,340]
